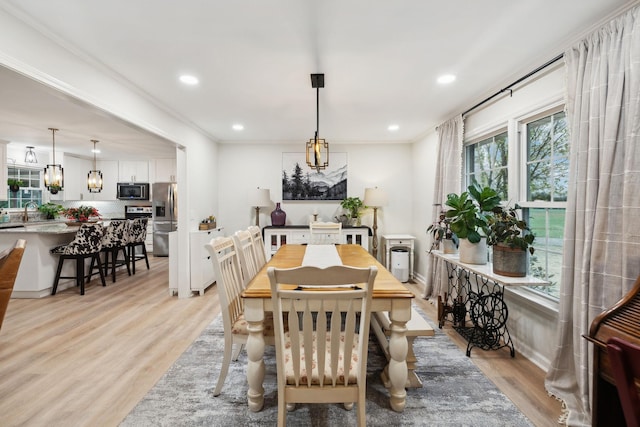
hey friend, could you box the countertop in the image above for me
[0,222,80,234]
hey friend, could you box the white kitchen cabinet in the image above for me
[90,160,119,201]
[118,160,149,182]
[185,227,224,296]
[150,158,176,182]
[0,141,7,201]
[61,155,91,201]
[263,226,370,259]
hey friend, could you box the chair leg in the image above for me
[129,245,136,275]
[77,255,85,295]
[95,253,106,287]
[121,246,132,276]
[213,334,234,397]
[231,343,244,361]
[141,245,150,270]
[51,257,65,295]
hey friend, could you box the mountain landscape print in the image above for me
[282,152,347,201]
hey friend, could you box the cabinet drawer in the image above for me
[290,231,309,243]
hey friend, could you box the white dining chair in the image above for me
[205,236,275,397]
[247,225,267,268]
[232,229,260,288]
[309,221,342,244]
[267,264,377,427]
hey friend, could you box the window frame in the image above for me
[462,99,567,305]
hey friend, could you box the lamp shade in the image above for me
[248,188,271,207]
[363,187,388,207]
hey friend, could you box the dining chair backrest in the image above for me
[0,239,26,330]
[247,225,267,268]
[309,221,343,245]
[205,236,245,335]
[267,264,378,427]
[232,229,260,287]
[607,336,640,427]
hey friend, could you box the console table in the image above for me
[262,225,371,259]
[432,250,548,357]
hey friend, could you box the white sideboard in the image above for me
[263,225,371,259]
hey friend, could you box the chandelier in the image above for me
[306,73,329,172]
[43,128,64,194]
[24,146,38,164]
[87,139,103,193]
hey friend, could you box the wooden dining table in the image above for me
[242,243,415,412]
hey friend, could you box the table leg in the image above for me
[385,301,410,412]
[244,299,266,412]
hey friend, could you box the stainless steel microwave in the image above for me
[117,182,150,200]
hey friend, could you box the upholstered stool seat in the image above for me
[51,223,105,295]
[127,218,149,274]
[100,220,131,282]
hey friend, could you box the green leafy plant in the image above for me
[427,208,458,252]
[487,204,535,254]
[445,183,502,243]
[38,202,64,219]
[7,178,24,190]
[340,197,366,220]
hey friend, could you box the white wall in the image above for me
[217,142,413,258]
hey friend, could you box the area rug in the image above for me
[121,308,532,426]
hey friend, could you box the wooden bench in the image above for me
[371,307,435,388]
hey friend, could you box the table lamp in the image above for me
[363,187,388,259]
[248,187,271,226]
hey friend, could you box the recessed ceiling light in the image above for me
[179,75,199,85]
[232,124,244,131]
[437,74,456,84]
[387,124,399,131]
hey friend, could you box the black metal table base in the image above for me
[437,260,516,358]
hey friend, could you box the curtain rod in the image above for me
[462,53,565,117]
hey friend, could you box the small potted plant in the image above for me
[38,202,64,220]
[48,184,62,194]
[7,178,24,193]
[486,204,535,277]
[427,208,458,253]
[445,183,501,264]
[340,197,366,226]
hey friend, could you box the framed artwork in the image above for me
[281,152,347,201]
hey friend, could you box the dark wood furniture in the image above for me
[586,275,640,427]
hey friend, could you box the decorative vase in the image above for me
[492,244,527,277]
[271,202,286,226]
[458,237,488,265]
[442,239,458,254]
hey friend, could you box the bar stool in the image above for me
[127,218,149,274]
[101,220,131,282]
[51,223,105,295]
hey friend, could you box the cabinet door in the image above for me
[91,160,119,201]
[61,155,91,201]
[151,158,177,182]
[118,160,149,182]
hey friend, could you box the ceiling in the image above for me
[0,0,635,161]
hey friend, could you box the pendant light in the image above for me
[306,73,329,172]
[24,146,38,164]
[87,139,103,193]
[43,128,64,194]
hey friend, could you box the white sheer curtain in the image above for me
[423,115,463,298]
[545,6,640,426]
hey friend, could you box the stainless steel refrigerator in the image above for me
[152,182,177,256]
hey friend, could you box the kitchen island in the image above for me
[0,223,79,298]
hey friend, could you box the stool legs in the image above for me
[51,253,106,296]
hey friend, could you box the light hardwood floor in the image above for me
[0,256,561,426]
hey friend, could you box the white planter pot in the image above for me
[458,237,488,265]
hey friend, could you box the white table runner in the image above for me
[301,244,343,268]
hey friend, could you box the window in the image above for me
[465,131,508,200]
[1,166,43,209]
[463,107,568,300]
[520,109,568,299]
